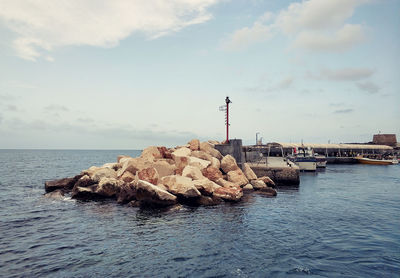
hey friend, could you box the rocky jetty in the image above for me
[44,139,277,207]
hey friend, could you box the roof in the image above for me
[271,143,393,150]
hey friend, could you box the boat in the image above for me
[354,156,396,165]
[288,146,317,171]
[315,154,327,168]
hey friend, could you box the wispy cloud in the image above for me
[43,104,69,112]
[0,0,221,61]
[356,81,380,94]
[334,108,354,114]
[308,67,374,81]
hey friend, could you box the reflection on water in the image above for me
[0,150,399,277]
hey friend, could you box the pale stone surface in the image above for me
[221,155,240,173]
[251,179,267,190]
[243,184,254,190]
[227,169,249,187]
[258,176,276,187]
[243,163,257,180]
[117,157,151,177]
[152,160,177,178]
[188,139,200,151]
[192,178,221,196]
[117,155,130,163]
[173,156,189,175]
[171,147,191,159]
[119,171,135,183]
[71,185,98,200]
[182,165,204,180]
[91,168,117,183]
[201,166,223,182]
[214,187,243,202]
[161,175,201,198]
[215,178,238,188]
[200,142,223,159]
[190,150,213,162]
[188,156,211,170]
[81,166,101,177]
[210,157,221,169]
[102,162,121,171]
[140,146,162,161]
[137,167,159,185]
[136,180,177,206]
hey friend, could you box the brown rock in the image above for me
[92,168,117,183]
[44,189,65,199]
[202,166,223,182]
[102,162,121,171]
[120,171,135,183]
[173,155,189,174]
[227,169,249,187]
[74,175,96,188]
[95,177,123,197]
[137,167,159,185]
[220,155,240,173]
[160,175,201,198]
[117,182,137,203]
[136,180,177,207]
[117,155,130,163]
[81,166,101,177]
[158,146,172,159]
[152,160,177,178]
[188,139,200,151]
[71,185,99,200]
[210,157,221,169]
[258,187,278,197]
[182,165,204,180]
[171,147,191,159]
[140,146,162,161]
[215,178,238,188]
[190,150,212,162]
[45,174,83,192]
[258,176,276,187]
[200,142,223,159]
[214,187,243,202]
[188,157,211,170]
[117,157,151,177]
[243,163,257,180]
[250,179,267,190]
[192,178,221,196]
[243,184,254,191]
[196,195,222,206]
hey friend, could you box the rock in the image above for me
[214,187,243,202]
[157,146,172,159]
[140,146,162,161]
[202,166,223,182]
[117,155,130,163]
[173,156,189,174]
[258,187,278,197]
[136,180,177,207]
[215,178,238,188]
[119,171,136,183]
[227,169,249,187]
[221,155,240,173]
[102,162,121,171]
[71,185,99,200]
[81,166,101,177]
[117,157,151,177]
[190,150,213,162]
[182,165,204,180]
[117,182,137,203]
[250,179,267,190]
[243,163,257,181]
[188,157,211,170]
[44,189,65,199]
[152,160,177,178]
[137,167,159,185]
[188,139,200,151]
[243,184,253,191]
[74,175,96,188]
[258,176,276,188]
[95,177,123,197]
[128,200,142,207]
[200,142,223,159]
[171,147,191,159]
[161,175,201,198]
[208,140,220,146]
[210,157,220,169]
[45,174,83,192]
[192,178,221,196]
[92,168,117,183]
[157,184,168,191]
[196,195,222,206]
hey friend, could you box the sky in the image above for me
[0,0,399,149]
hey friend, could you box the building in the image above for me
[372,134,397,147]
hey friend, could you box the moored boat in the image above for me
[354,156,395,165]
[315,154,327,168]
[288,146,317,171]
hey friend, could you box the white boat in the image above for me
[315,154,327,168]
[288,147,317,171]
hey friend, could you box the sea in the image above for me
[0,149,399,278]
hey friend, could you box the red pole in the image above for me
[226,100,229,143]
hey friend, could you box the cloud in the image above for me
[222,0,368,51]
[43,104,69,112]
[292,24,365,52]
[0,0,220,61]
[356,81,380,94]
[309,67,374,81]
[244,76,293,94]
[334,108,354,114]
[277,77,294,89]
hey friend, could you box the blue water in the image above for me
[0,150,399,277]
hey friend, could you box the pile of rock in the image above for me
[44,139,277,207]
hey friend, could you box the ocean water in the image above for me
[0,149,399,278]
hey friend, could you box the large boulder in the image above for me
[157,146,173,159]
[81,166,101,177]
[71,185,99,200]
[196,195,222,206]
[92,168,117,183]
[117,157,151,177]
[74,175,96,188]
[243,163,257,181]
[227,169,249,187]
[117,155,130,163]
[190,150,212,162]
[220,155,240,173]
[152,160,177,178]
[258,176,276,188]
[182,165,204,180]
[188,157,211,170]
[202,166,223,182]
[102,162,121,171]
[95,177,123,197]
[45,174,83,192]
[173,155,189,175]
[171,147,191,159]
[250,179,267,190]
[258,187,278,197]
[243,184,254,191]
[137,167,159,185]
[44,189,65,199]
[140,146,162,161]
[192,178,221,196]
[117,182,137,203]
[214,187,243,202]
[188,139,200,151]
[160,175,201,198]
[136,180,177,207]
[210,157,220,169]
[119,171,136,183]
[200,142,223,159]
[215,178,238,188]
